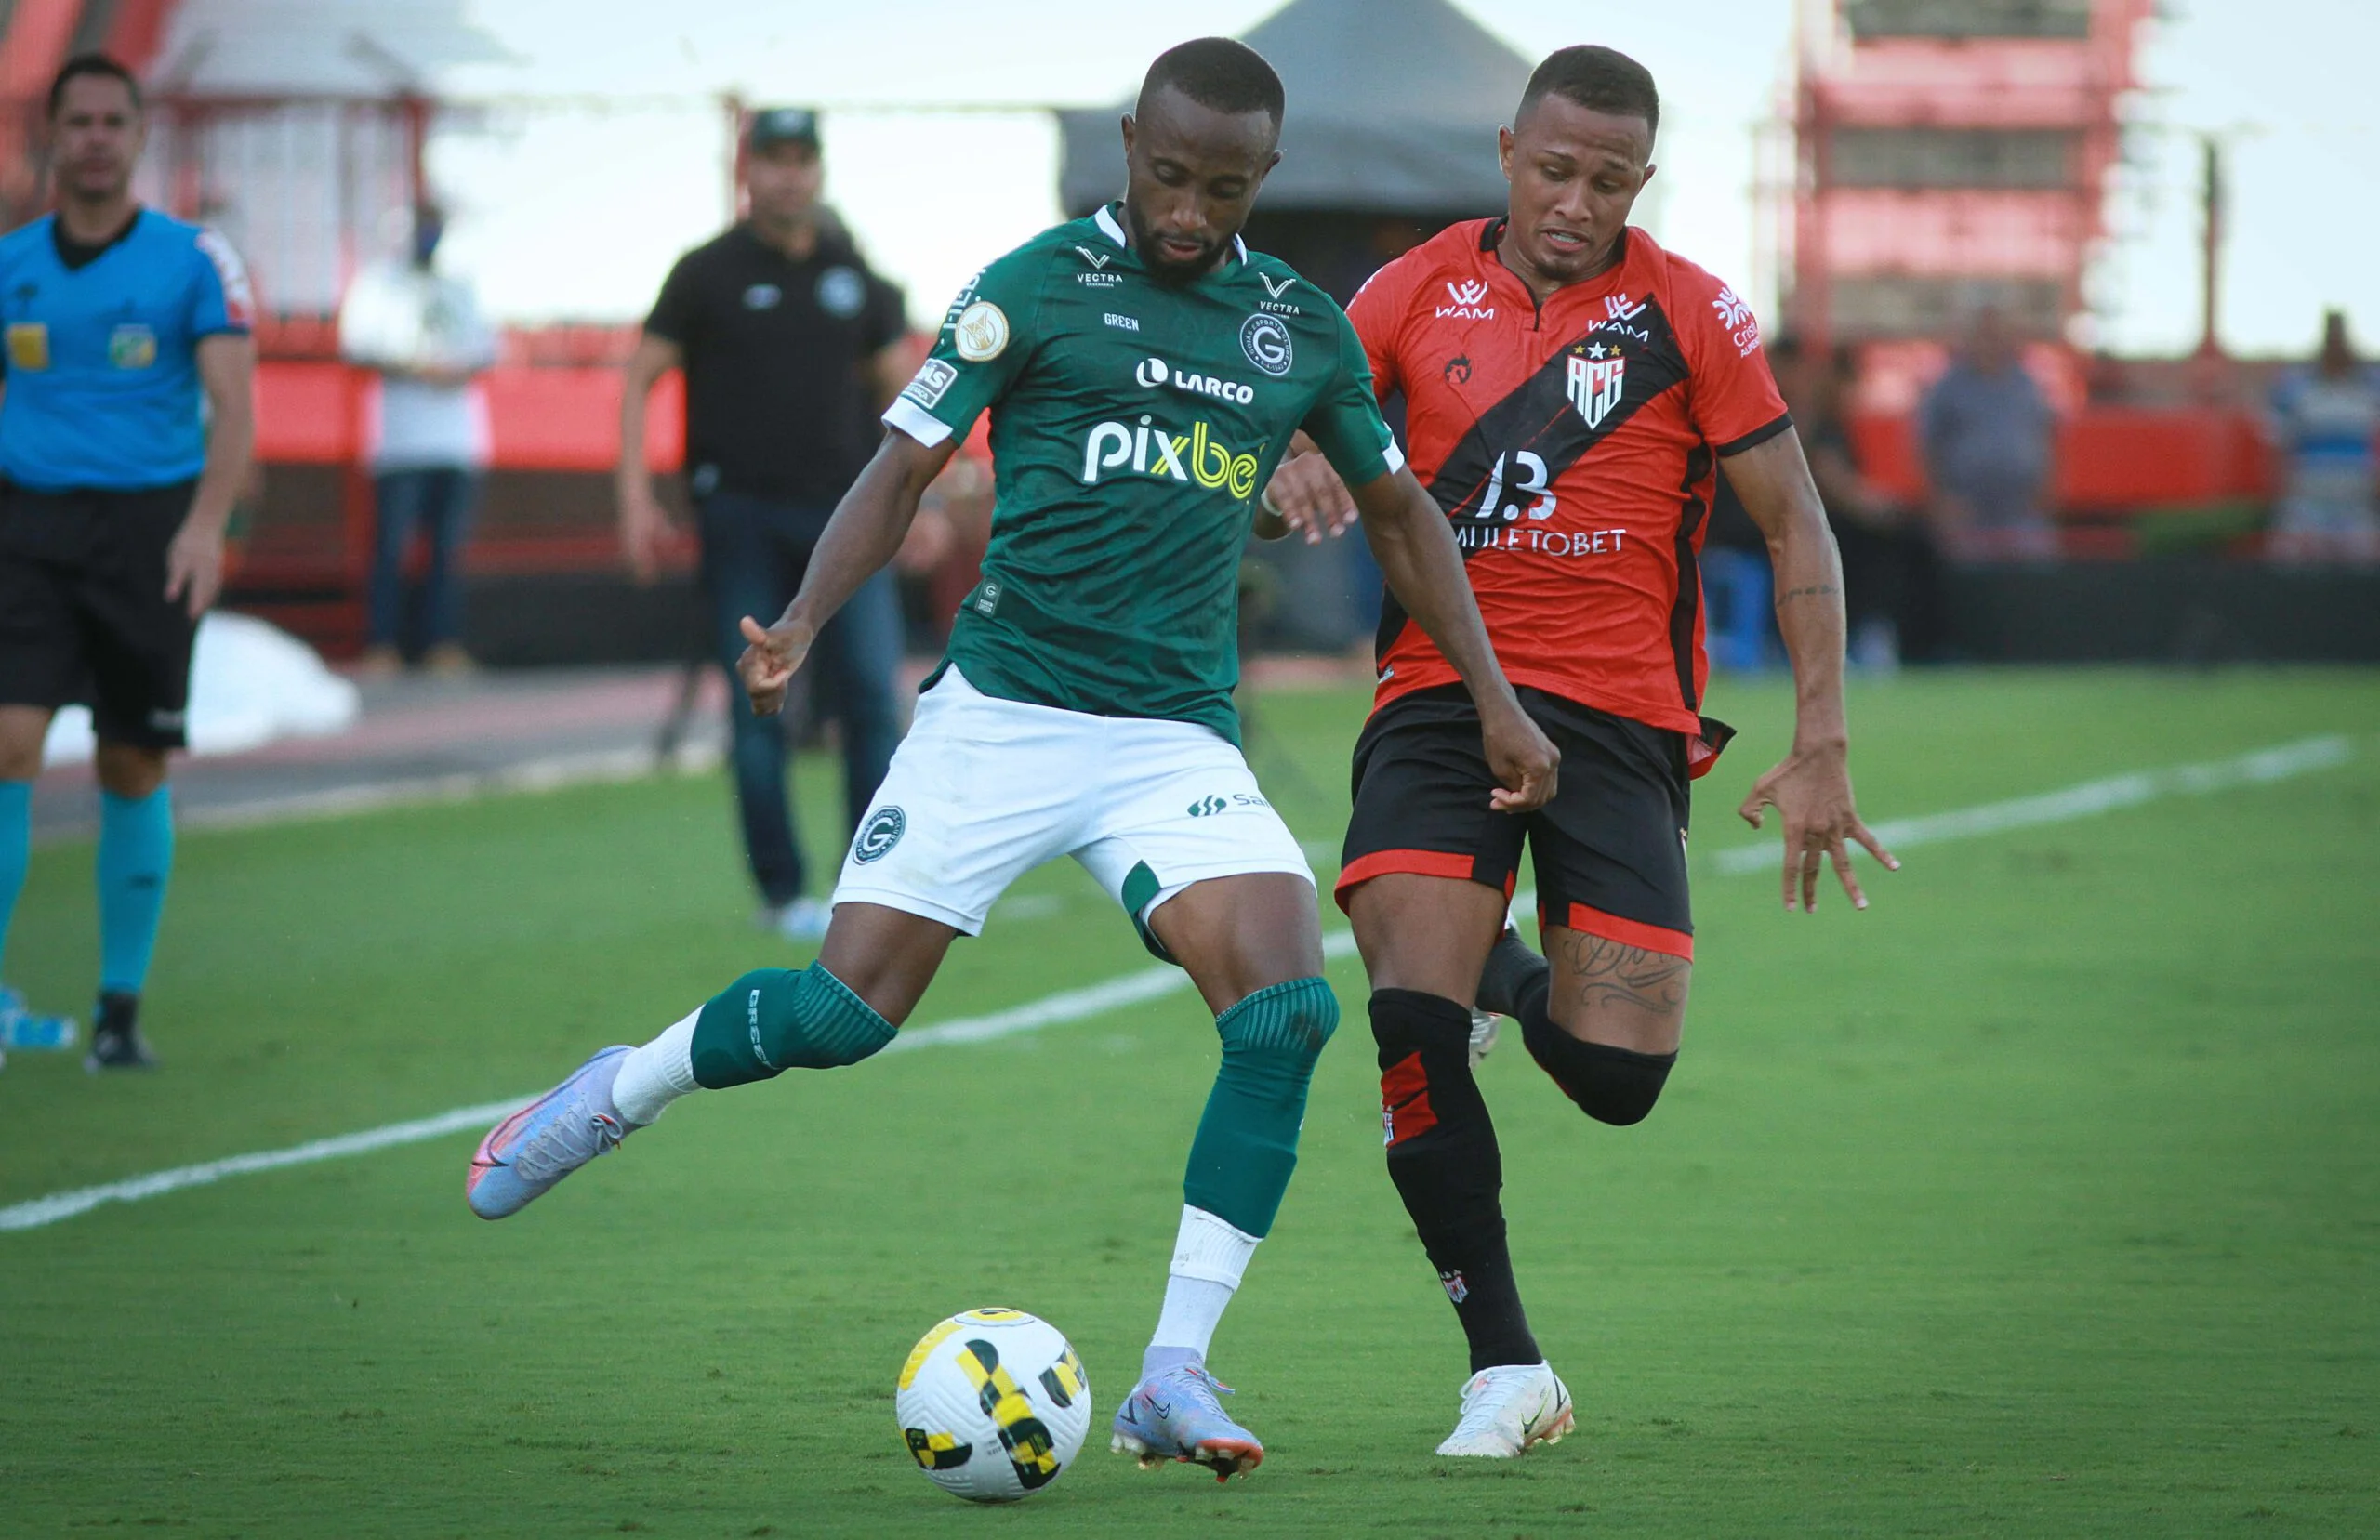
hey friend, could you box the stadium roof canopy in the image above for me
[1056,0,1534,217]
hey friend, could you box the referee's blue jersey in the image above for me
[0,209,253,493]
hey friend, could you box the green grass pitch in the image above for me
[3,669,2376,1537]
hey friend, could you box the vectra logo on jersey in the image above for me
[1132,355,1256,404]
[1081,415,1263,500]
[1567,345,1626,428]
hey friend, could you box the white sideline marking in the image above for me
[2,732,2353,1234]
[0,1099,522,1233]
[1708,734,2353,875]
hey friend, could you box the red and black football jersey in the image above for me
[1348,220,1791,740]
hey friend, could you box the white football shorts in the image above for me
[830,665,1312,956]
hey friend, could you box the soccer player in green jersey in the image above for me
[467,38,1556,1481]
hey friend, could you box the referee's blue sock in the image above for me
[97,786,174,994]
[0,781,29,978]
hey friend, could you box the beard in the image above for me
[1122,199,1225,286]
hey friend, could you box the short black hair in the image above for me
[1518,45,1659,143]
[48,53,141,120]
[1138,37,1285,126]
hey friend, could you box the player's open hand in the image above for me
[1482,700,1560,812]
[1261,451,1357,545]
[164,519,227,619]
[1737,741,1899,912]
[736,614,813,717]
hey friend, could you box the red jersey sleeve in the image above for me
[1668,256,1791,455]
[1344,252,1421,403]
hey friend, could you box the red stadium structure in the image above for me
[1783,0,2280,547]
[0,0,712,654]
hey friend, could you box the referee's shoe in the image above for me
[84,991,156,1071]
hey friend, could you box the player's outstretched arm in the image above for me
[1349,467,1559,812]
[736,428,957,716]
[1724,428,1899,912]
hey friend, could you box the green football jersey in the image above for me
[884,203,1402,744]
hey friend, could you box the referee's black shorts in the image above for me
[1336,685,1731,963]
[0,480,200,751]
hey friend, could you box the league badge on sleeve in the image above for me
[953,301,1010,362]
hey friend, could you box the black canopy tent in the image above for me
[1056,0,1534,304]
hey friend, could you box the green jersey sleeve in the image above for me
[1298,306,1405,487]
[880,244,1050,449]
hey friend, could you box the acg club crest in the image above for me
[853,806,906,864]
[1566,347,1626,429]
[1238,313,1292,377]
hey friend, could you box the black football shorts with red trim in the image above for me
[1336,684,1730,962]
[0,480,201,751]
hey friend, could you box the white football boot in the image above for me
[1435,1361,1574,1457]
[1466,1008,1501,1067]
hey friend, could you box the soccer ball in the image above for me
[895,1308,1091,1503]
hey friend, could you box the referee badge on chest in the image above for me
[7,322,48,371]
[108,322,158,370]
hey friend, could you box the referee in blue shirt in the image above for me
[0,55,257,1069]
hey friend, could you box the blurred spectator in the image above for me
[2266,310,2380,563]
[616,107,911,943]
[337,202,496,676]
[1779,339,1943,668]
[1920,307,2057,561]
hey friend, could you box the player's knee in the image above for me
[692,963,896,1087]
[1520,1014,1675,1126]
[1369,988,1488,1145]
[1215,975,1338,1097]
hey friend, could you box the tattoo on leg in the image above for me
[1553,931,1690,1020]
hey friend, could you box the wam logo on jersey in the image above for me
[1436,278,1495,320]
[1080,415,1263,500]
[1567,344,1626,428]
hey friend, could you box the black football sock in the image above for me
[1514,969,1678,1125]
[1370,989,1540,1373]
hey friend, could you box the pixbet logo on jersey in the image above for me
[1132,355,1256,404]
[1080,415,1263,501]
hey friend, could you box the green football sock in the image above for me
[688,963,896,1088]
[1181,975,1340,1238]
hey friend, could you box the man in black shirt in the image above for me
[618,108,909,941]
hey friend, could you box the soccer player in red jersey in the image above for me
[1263,45,1898,1457]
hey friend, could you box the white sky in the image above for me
[427,0,2379,358]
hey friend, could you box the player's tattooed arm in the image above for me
[1723,428,1897,911]
[738,429,957,716]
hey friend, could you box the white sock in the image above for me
[1146,1205,1260,1370]
[611,1011,700,1126]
